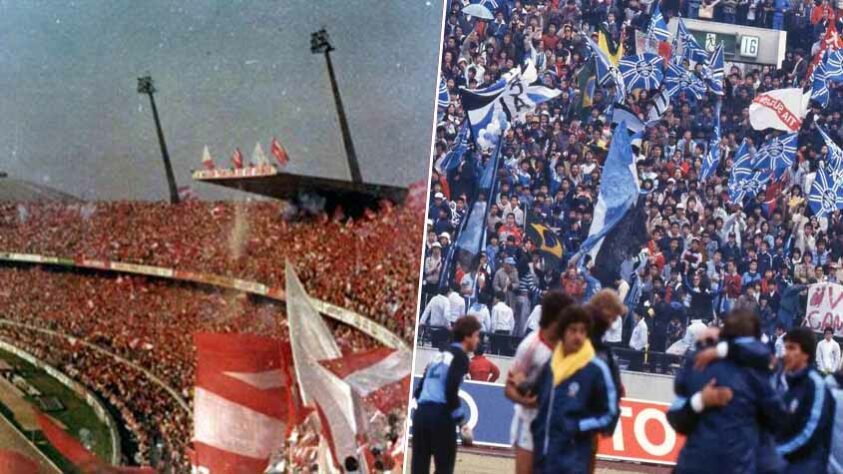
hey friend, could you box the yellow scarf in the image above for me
[551,338,595,387]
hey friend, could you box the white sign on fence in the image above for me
[805,283,843,337]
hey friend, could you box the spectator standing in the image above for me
[816,327,841,375]
[468,345,500,382]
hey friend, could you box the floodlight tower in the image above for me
[311,29,363,184]
[137,76,180,204]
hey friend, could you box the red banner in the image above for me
[597,398,685,465]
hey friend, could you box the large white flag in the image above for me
[749,88,811,132]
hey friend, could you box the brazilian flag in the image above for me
[574,60,596,120]
[526,221,563,270]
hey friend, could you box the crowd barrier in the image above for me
[0,339,121,465]
[0,252,407,350]
[409,377,685,466]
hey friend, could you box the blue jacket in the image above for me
[414,343,470,422]
[668,349,786,474]
[775,367,835,473]
[531,356,618,474]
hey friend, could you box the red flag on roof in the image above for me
[231,148,244,169]
[191,332,294,474]
[270,138,289,167]
[0,449,38,474]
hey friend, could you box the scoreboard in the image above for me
[671,19,787,68]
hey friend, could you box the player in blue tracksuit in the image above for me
[774,327,835,473]
[530,306,618,474]
[667,311,787,473]
[412,316,481,474]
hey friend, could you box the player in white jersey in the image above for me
[504,291,573,474]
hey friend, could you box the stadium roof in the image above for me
[0,174,80,202]
[192,165,408,216]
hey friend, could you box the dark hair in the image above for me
[783,327,817,362]
[722,310,761,339]
[556,306,591,340]
[453,316,482,342]
[540,291,574,329]
[474,344,485,357]
[824,326,834,335]
[495,290,506,301]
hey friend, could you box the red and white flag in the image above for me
[231,148,244,169]
[0,449,38,474]
[321,347,411,414]
[202,145,215,170]
[270,138,289,167]
[192,332,293,474]
[749,88,810,132]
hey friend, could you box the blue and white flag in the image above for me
[455,138,503,268]
[437,77,450,110]
[618,53,664,91]
[664,62,706,101]
[460,60,560,150]
[438,121,470,174]
[811,59,830,108]
[809,166,843,218]
[648,2,671,42]
[577,122,639,260]
[587,37,626,103]
[701,99,722,180]
[815,118,843,171]
[729,170,771,204]
[647,87,672,123]
[674,18,708,65]
[705,42,724,95]
[612,104,646,136]
[825,50,843,83]
[751,133,798,178]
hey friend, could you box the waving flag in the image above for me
[815,118,843,170]
[251,142,270,166]
[664,62,706,101]
[191,332,291,474]
[749,88,810,132]
[456,139,503,268]
[824,50,843,82]
[577,122,639,261]
[437,77,450,112]
[811,59,831,108]
[727,139,753,196]
[320,347,412,414]
[729,170,771,204]
[705,42,725,95]
[752,133,798,178]
[270,138,289,167]
[230,148,244,169]
[598,24,624,65]
[647,87,672,123]
[618,53,664,91]
[437,121,470,174]
[648,2,671,42]
[809,166,843,217]
[461,60,560,150]
[587,37,626,103]
[201,145,215,170]
[526,219,563,269]
[807,20,843,81]
[674,18,708,65]
[701,100,722,180]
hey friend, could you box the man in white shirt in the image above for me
[420,288,452,349]
[505,291,573,474]
[774,325,786,360]
[524,304,542,335]
[816,326,841,375]
[629,312,649,371]
[467,301,492,334]
[447,285,466,326]
[490,291,515,335]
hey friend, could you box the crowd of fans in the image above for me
[0,199,422,342]
[0,198,422,471]
[422,0,843,368]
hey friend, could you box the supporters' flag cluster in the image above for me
[587,37,626,103]
[461,60,559,150]
[231,148,244,169]
[191,332,291,474]
[647,2,671,42]
[729,140,771,203]
[664,62,706,102]
[748,88,810,132]
[752,133,798,178]
[202,145,215,170]
[705,42,725,95]
[618,53,664,91]
[674,18,708,64]
[270,137,289,167]
[577,122,639,261]
[700,99,722,181]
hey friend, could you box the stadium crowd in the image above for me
[0,200,421,342]
[422,0,843,369]
[0,267,385,470]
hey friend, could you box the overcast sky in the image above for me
[0,0,443,200]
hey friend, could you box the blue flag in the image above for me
[705,42,724,95]
[809,165,843,218]
[587,37,626,103]
[648,2,671,42]
[439,121,470,174]
[825,50,843,83]
[701,99,722,180]
[437,77,450,110]
[815,118,843,171]
[811,58,830,108]
[664,62,706,101]
[729,171,771,204]
[618,53,664,91]
[675,18,708,64]
[455,138,504,269]
[752,133,798,178]
[577,122,639,260]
